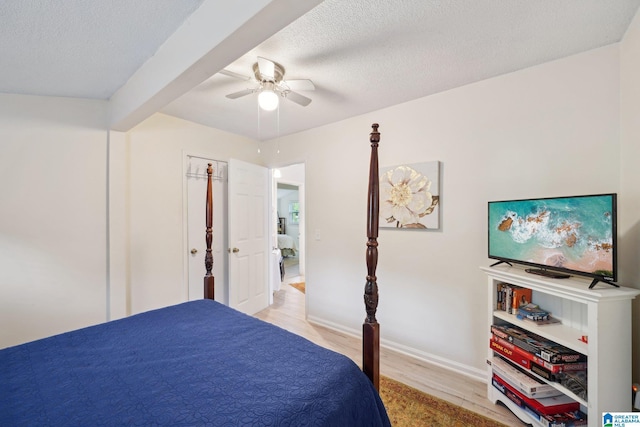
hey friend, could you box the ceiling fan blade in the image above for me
[219,69,252,81]
[257,57,275,81]
[226,88,255,99]
[285,91,312,107]
[283,79,315,91]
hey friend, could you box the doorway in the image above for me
[184,155,270,315]
[274,163,305,297]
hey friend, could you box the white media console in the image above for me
[482,265,640,426]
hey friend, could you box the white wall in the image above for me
[0,94,108,348]
[620,7,640,381]
[261,45,622,378]
[112,113,262,315]
[0,105,264,347]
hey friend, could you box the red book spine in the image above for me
[491,334,587,374]
[490,336,531,369]
[493,373,580,415]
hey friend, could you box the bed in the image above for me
[277,233,297,257]
[0,124,385,426]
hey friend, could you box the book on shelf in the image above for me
[491,371,587,426]
[491,334,588,374]
[511,286,533,313]
[494,284,562,325]
[531,362,561,382]
[496,283,532,314]
[490,335,531,369]
[496,282,512,312]
[528,364,588,401]
[491,355,562,399]
[492,373,581,416]
[557,370,587,401]
[491,324,587,364]
[538,411,588,427]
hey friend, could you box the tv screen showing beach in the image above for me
[488,194,615,278]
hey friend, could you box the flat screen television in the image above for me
[488,193,618,288]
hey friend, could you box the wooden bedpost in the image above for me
[204,163,215,300]
[363,123,380,390]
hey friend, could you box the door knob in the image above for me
[190,248,198,254]
[228,247,240,253]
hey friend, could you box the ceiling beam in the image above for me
[108,0,323,132]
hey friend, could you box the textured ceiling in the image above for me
[1,0,639,141]
[0,0,204,99]
[163,0,640,140]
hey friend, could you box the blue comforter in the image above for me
[0,300,390,426]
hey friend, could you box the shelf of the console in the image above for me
[481,265,640,304]
[492,311,588,355]
[487,386,578,427]
[489,359,587,407]
[490,364,587,408]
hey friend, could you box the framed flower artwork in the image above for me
[379,161,440,229]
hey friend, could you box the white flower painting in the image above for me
[379,161,440,229]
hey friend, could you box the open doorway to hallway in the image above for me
[274,163,305,297]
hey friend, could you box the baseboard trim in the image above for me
[307,315,486,383]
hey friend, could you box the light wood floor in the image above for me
[255,270,523,426]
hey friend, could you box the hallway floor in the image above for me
[282,255,302,285]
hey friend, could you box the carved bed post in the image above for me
[363,123,380,390]
[204,163,215,300]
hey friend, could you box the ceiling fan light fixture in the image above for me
[223,57,313,108]
[258,87,279,111]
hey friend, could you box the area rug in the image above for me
[379,376,508,427]
[288,281,305,293]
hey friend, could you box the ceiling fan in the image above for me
[221,57,315,110]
